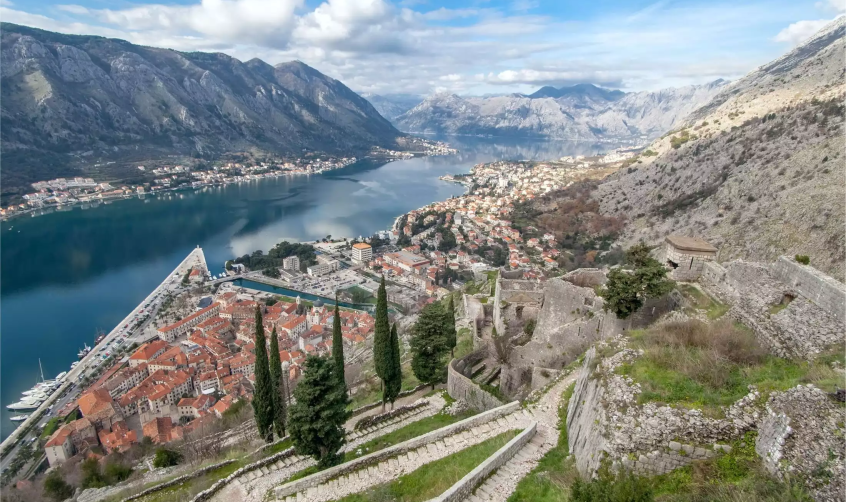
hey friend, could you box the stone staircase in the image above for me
[465,425,551,502]
[273,406,533,502]
[344,396,444,453]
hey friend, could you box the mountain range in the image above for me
[388,80,729,141]
[592,16,846,278]
[0,23,403,192]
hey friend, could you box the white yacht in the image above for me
[9,414,30,422]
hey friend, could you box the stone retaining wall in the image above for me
[432,422,537,502]
[273,401,521,500]
[349,384,429,418]
[567,339,756,478]
[771,256,845,321]
[448,356,505,412]
[191,447,297,502]
[122,459,237,502]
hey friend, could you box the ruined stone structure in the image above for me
[756,386,845,502]
[567,342,759,478]
[659,235,718,281]
[492,277,544,338]
[448,351,505,412]
[497,276,677,397]
[699,257,845,359]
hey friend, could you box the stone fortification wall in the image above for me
[566,338,758,478]
[273,402,521,500]
[756,386,845,502]
[433,422,537,502]
[771,256,845,321]
[492,278,544,337]
[448,353,505,412]
[500,277,676,397]
[700,259,844,359]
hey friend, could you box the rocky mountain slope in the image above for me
[1,23,403,190]
[593,16,846,279]
[393,81,728,140]
[361,93,422,121]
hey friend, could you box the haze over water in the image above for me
[0,136,615,439]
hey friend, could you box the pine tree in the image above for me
[410,302,449,389]
[268,327,286,438]
[445,295,457,358]
[289,356,350,468]
[373,276,391,386]
[332,296,346,391]
[252,307,275,442]
[384,323,402,408]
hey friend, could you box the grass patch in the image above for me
[262,438,293,456]
[679,284,728,320]
[349,409,477,458]
[336,430,518,502]
[620,320,843,414]
[768,303,789,315]
[509,382,578,502]
[40,417,60,439]
[454,327,474,359]
[130,459,245,502]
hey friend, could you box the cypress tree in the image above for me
[332,296,346,391]
[289,356,350,468]
[268,327,286,438]
[384,323,402,408]
[252,307,275,442]
[373,276,391,385]
[445,295,457,358]
[410,302,449,389]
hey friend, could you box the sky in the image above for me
[2,0,844,96]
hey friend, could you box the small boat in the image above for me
[55,371,68,381]
[9,414,30,422]
[78,343,92,359]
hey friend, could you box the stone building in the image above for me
[661,235,718,281]
[492,277,544,338]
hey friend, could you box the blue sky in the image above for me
[3,0,843,95]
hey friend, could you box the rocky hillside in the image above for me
[393,81,728,140]
[1,23,403,190]
[594,17,846,280]
[361,93,422,121]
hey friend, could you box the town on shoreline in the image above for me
[0,140,457,220]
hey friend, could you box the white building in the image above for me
[307,260,339,277]
[351,243,373,264]
[283,255,300,271]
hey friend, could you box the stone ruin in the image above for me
[699,256,845,359]
[493,271,678,398]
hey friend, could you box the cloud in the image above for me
[816,0,846,13]
[774,18,833,45]
[58,0,302,48]
[1,0,823,96]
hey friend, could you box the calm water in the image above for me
[0,136,612,438]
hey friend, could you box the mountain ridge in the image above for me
[0,23,403,192]
[593,16,846,278]
[393,80,730,141]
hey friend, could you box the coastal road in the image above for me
[0,247,208,476]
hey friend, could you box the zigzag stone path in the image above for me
[209,395,444,502]
[274,410,534,502]
[466,372,579,502]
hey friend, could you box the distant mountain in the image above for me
[0,23,403,191]
[528,83,625,101]
[361,93,423,121]
[593,16,846,278]
[394,81,728,140]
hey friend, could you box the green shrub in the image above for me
[153,448,183,468]
[794,255,810,265]
[43,470,74,501]
[570,468,653,502]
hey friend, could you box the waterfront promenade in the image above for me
[0,247,207,454]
